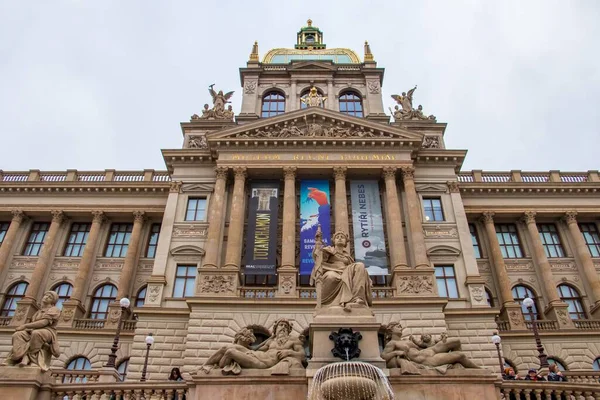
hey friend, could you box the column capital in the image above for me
[233,166,247,180]
[91,211,106,224]
[400,166,415,181]
[10,209,26,223]
[283,166,297,180]
[447,181,460,193]
[215,166,229,180]
[51,210,66,224]
[332,166,347,180]
[480,211,495,224]
[133,211,146,223]
[522,211,537,225]
[563,211,578,225]
[382,166,397,180]
[169,181,182,193]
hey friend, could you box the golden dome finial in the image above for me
[307,18,312,27]
[249,41,259,62]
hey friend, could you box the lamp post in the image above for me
[491,333,504,376]
[523,297,549,368]
[106,297,130,368]
[140,333,154,382]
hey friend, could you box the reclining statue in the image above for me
[4,291,61,371]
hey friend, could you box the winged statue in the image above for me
[391,85,417,113]
[389,85,437,122]
[193,84,235,121]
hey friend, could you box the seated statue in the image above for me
[382,322,479,374]
[203,319,305,375]
[199,327,256,374]
[5,291,61,371]
[311,228,372,311]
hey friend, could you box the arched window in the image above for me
[261,92,286,118]
[135,286,147,308]
[64,356,92,383]
[485,287,494,307]
[300,88,325,109]
[1,281,28,317]
[245,325,270,350]
[557,284,586,320]
[593,358,600,371]
[339,91,363,117]
[548,358,567,371]
[52,282,73,310]
[504,359,517,374]
[117,358,129,382]
[89,284,117,320]
[512,285,540,321]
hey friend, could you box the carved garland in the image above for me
[233,123,399,139]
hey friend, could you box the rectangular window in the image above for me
[435,265,459,298]
[64,223,91,257]
[173,265,197,298]
[0,222,9,247]
[422,198,444,222]
[185,198,207,221]
[105,223,133,257]
[579,223,600,257]
[495,224,523,258]
[145,224,161,258]
[469,224,481,258]
[538,224,565,258]
[23,222,50,256]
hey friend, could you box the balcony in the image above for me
[497,319,600,332]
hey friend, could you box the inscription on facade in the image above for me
[226,153,399,162]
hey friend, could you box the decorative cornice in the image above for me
[382,166,397,181]
[447,181,460,193]
[563,211,578,225]
[522,211,537,225]
[282,166,297,180]
[333,166,347,180]
[215,166,229,180]
[480,211,495,224]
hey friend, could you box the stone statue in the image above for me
[381,322,479,374]
[409,332,447,349]
[188,135,208,149]
[390,86,437,121]
[4,291,61,371]
[202,319,305,375]
[391,86,417,115]
[199,327,256,374]
[311,227,373,312]
[301,86,327,108]
[197,84,235,120]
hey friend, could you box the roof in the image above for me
[262,48,361,64]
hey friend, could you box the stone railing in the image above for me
[498,381,600,399]
[498,319,600,332]
[565,371,600,384]
[238,286,395,300]
[51,381,189,399]
[299,287,317,299]
[458,170,599,184]
[525,320,559,331]
[0,316,12,327]
[0,169,171,183]
[239,287,277,299]
[51,369,101,383]
[73,319,136,331]
[575,320,600,330]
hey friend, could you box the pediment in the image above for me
[288,61,337,71]
[415,183,448,193]
[426,245,461,257]
[170,245,205,257]
[182,183,215,193]
[207,108,424,143]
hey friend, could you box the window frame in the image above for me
[173,265,197,298]
[434,265,459,299]
[484,287,494,307]
[557,284,586,320]
[64,222,91,257]
[145,223,161,258]
[512,285,540,320]
[185,198,207,222]
[117,358,130,382]
[0,221,9,247]
[64,356,92,383]
[104,223,133,258]
[422,198,444,222]
[579,223,600,257]
[338,91,363,117]
[52,282,73,310]
[469,223,482,258]
[135,285,147,307]
[261,91,286,118]
[1,281,28,317]
[89,284,118,320]
[593,358,600,371]
[547,358,567,371]
[495,224,524,259]
[23,222,50,256]
[538,223,565,258]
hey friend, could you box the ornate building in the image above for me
[1,20,600,399]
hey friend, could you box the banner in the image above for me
[350,181,389,275]
[299,180,331,275]
[244,182,280,275]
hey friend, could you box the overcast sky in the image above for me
[1,1,598,173]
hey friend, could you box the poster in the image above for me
[299,180,331,275]
[350,181,389,275]
[244,182,279,275]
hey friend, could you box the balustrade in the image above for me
[0,317,12,327]
[0,169,171,182]
[239,287,277,299]
[499,381,600,400]
[51,369,100,383]
[51,381,189,399]
[74,319,106,330]
[457,170,596,184]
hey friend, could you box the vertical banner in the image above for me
[299,180,331,275]
[244,182,279,275]
[350,180,389,275]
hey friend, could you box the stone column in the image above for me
[11,211,65,326]
[59,211,106,326]
[116,211,146,300]
[382,167,408,270]
[480,212,525,329]
[278,167,297,297]
[400,167,429,269]
[290,80,298,112]
[223,167,247,270]
[522,211,573,327]
[563,212,600,317]
[0,210,26,278]
[327,80,335,111]
[202,167,229,269]
[333,167,349,236]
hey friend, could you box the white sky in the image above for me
[1,1,599,172]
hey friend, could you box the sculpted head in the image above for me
[41,291,59,306]
[422,334,432,343]
[272,318,292,336]
[234,328,256,347]
[332,231,349,247]
[385,322,403,341]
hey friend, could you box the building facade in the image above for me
[1,21,600,399]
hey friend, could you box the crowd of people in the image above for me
[502,364,567,382]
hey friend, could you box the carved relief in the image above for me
[283,166,297,180]
[563,211,578,225]
[477,261,490,272]
[423,225,458,239]
[522,211,537,225]
[234,122,400,139]
[447,181,460,193]
[11,209,26,223]
[61,307,74,322]
[508,310,524,328]
[504,260,534,272]
[470,286,485,302]
[480,211,495,224]
[109,308,121,323]
[244,80,257,94]
[172,225,208,238]
[556,309,569,326]
[95,260,124,271]
[367,81,380,94]
[551,261,577,271]
[147,284,162,303]
[280,276,294,294]
[199,275,235,294]
[169,181,182,193]
[422,136,440,149]
[12,304,27,322]
[332,166,347,180]
[400,166,415,181]
[11,259,36,269]
[188,135,208,149]
[397,275,434,294]
[382,166,397,180]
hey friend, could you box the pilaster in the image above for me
[223,167,247,271]
[332,166,349,236]
[202,167,229,269]
[116,211,146,299]
[278,167,297,298]
[0,210,26,278]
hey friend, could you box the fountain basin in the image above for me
[309,361,394,400]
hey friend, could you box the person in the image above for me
[524,368,546,381]
[168,367,185,400]
[547,364,566,382]
[502,367,521,380]
[5,291,61,371]
[311,229,373,311]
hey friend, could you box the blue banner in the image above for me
[299,180,331,275]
